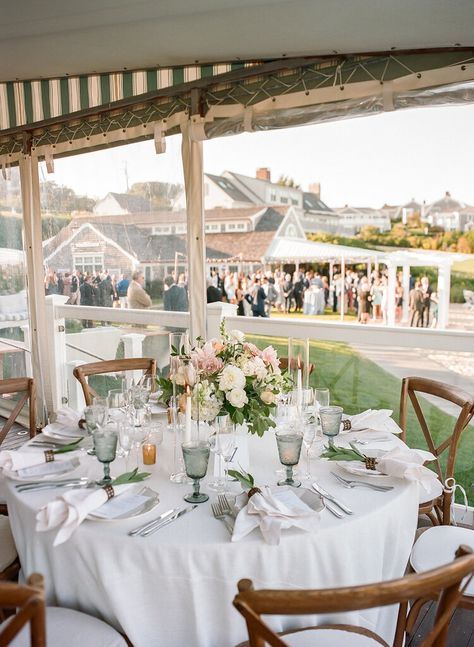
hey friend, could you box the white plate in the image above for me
[42,423,86,441]
[335,460,390,478]
[5,457,82,482]
[87,486,160,521]
[410,526,474,596]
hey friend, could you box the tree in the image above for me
[276,175,301,189]
[40,181,94,214]
[129,181,182,209]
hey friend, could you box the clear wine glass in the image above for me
[302,420,316,480]
[94,423,118,485]
[118,421,134,471]
[84,403,108,455]
[214,420,237,496]
[182,441,210,503]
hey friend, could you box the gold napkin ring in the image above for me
[365,457,377,471]
[103,485,115,500]
[342,420,352,431]
[44,450,55,463]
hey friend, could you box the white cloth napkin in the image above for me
[232,486,320,545]
[36,484,133,546]
[342,409,402,435]
[376,447,443,500]
[42,408,84,438]
[0,449,58,472]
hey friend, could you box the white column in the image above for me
[122,333,146,385]
[181,122,206,343]
[402,264,410,324]
[340,256,345,321]
[387,263,397,327]
[20,324,33,377]
[44,294,69,412]
[206,302,238,340]
[437,264,451,329]
[67,360,86,412]
[20,155,50,423]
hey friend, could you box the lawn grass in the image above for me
[249,334,474,506]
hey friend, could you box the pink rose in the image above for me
[243,342,260,357]
[261,346,280,369]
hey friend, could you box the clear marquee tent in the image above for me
[1,0,474,404]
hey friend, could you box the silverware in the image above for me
[323,501,344,518]
[352,437,393,445]
[311,483,353,515]
[128,507,179,536]
[217,494,235,518]
[15,477,92,493]
[331,472,394,492]
[140,505,198,537]
[211,501,234,534]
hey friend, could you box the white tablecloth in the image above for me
[6,430,419,647]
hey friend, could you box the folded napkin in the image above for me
[232,486,320,545]
[36,484,133,546]
[42,408,84,438]
[341,409,402,435]
[376,447,443,499]
[0,449,73,472]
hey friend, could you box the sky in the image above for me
[47,102,474,209]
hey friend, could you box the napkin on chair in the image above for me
[36,484,133,546]
[232,486,320,546]
[342,409,402,435]
[376,447,443,500]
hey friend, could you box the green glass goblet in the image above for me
[93,425,118,485]
[182,441,210,503]
[276,431,303,488]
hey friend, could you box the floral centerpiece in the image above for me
[159,323,291,437]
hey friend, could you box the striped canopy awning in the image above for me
[2,51,474,160]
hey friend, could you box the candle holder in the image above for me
[142,443,156,465]
[288,338,310,390]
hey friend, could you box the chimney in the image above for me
[309,182,321,198]
[256,167,271,182]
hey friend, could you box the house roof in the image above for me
[105,193,153,213]
[426,192,466,214]
[302,193,333,212]
[254,207,285,232]
[205,174,253,204]
[205,231,276,262]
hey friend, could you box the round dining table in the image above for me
[6,427,419,647]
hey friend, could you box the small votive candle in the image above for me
[142,443,156,465]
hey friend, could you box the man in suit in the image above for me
[163,275,189,312]
[127,271,152,309]
[409,281,424,327]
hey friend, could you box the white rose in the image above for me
[174,365,186,386]
[183,363,197,386]
[253,357,268,380]
[241,360,256,376]
[260,390,276,405]
[219,365,246,391]
[227,388,248,409]
[229,329,245,343]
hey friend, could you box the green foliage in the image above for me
[129,181,182,209]
[320,444,365,462]
[40,181,94,214]
[53,438,83,454]
[112,468,151,485]
[227,468,255,489]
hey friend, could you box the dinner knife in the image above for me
[311,483,353,515]
[140,505,198,537]
[128,507,179,536]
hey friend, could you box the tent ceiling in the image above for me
[2,0,474,82]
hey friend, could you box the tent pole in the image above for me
[340,255,345,321]
[387,262,397,326]
[181,123,206,342]
[402,264,410,323]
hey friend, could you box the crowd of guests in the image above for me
[44,265,439,327]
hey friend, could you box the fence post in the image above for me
[206,302,238,339]
[44,295,69,413]
[67,360,86,411]
[122,333,146,385]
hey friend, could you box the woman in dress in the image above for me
[370,277,383,320]
[357,276,370,324]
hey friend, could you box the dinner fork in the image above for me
[211,501,234,535]
[217,494,235,517]
[331,472,394,492]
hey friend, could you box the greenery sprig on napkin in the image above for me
[111,468,151,486]
[321,443,378,470]
[51,438,83,455]
[228,468,262,498]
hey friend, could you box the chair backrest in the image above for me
[233,546,474,647]
[399,376,474,519]
[73,358,156,406]
[0,573,46,646]
[0,378,36,446]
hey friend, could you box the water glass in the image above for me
[182,441,210,503]
[207,415,229,493]
[108,389,126,413]
[118,422,134,471]
[320,406,343,446]
[314,388,330,409]
[84,403,108,455]
[302,421,316,480]
[276,431,303,488]
[94,424,118,485]
[214,419,236,496]
[169,396,188,483]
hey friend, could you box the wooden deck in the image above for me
[408,602,474,646]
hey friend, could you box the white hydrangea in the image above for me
[227,388,248,409]
[219,365,246,391]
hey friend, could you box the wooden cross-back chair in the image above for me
[0,573,46,646]
[399,376,474,526]
[73,358,156,406]
[233,545,474,647]
[0,378,37,446]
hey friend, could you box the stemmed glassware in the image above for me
[207,415,229,493]
[93,423,118,485]
[83,402,108,455]
[214,418,237,496]
[118,421,134,471]
[169,396,188,483]
[182,441,210,503]
[302,420,316,481]
[276,428,303,488]
[320,406,343,446]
